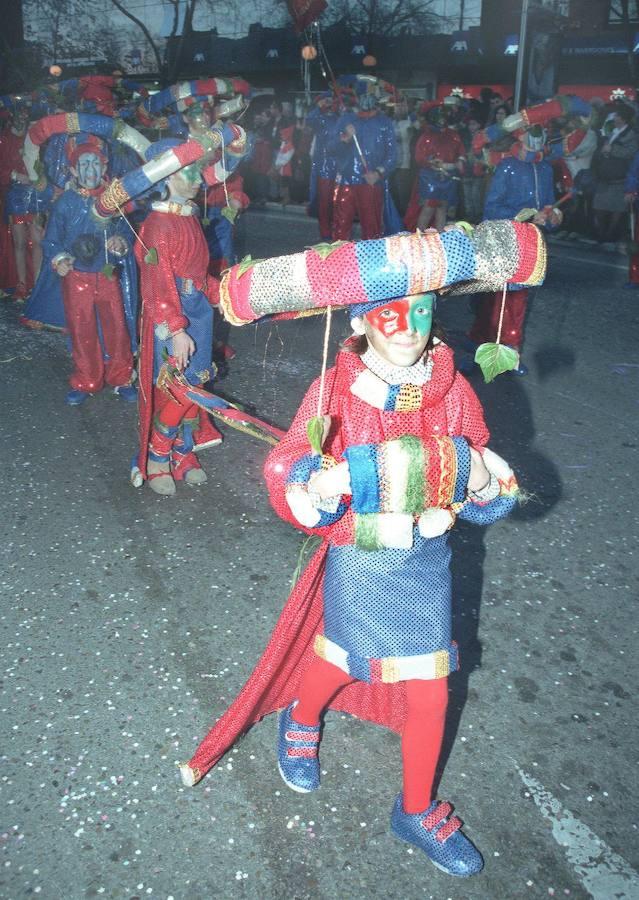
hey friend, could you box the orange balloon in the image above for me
[363,55,377,67]
[301,44,318,61]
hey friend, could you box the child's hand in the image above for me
[308,461,351,499]
[468,447,490,493]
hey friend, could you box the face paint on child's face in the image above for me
[408,293,435,336]
[76,152,105,189]
[167,165,202,200]
[363,294,436,367]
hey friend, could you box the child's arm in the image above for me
[264,370,349,536]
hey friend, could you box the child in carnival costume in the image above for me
[180,223,540,875]
[135,140,222,496]
[43,134,136,405]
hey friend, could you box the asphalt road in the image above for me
[1,210,638,900]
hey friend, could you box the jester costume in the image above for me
[42,151,134,397]
[328,105,398,240]
[306,99,339,240]
[135,196,219,485]
[408,124,466,225]
[469,153,556,354]
[179,219,548,876]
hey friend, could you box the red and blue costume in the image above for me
[182,339,518,816]
[306,100,339,240]
[469,155,555,352]
[135,199,219,483]
[328,108,397,240]
[42,184,133,393]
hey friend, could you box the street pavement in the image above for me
[1,209,638,900]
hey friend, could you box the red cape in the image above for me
[186,542,409,782]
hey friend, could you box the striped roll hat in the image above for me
[218,221,547,326]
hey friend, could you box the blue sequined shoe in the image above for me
[65,389,91,406]
[390,794,483,877]
[277,702,321,794]
[113,384,138,402]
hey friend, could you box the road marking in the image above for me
[516,766,639,899]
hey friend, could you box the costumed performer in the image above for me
[42,134,136,405]
[411,102,466,232]
[329,87,397,240]
[134,140,223,496]
[180,222,547,875]
[0,104,54,299]
[306,92,339,240]
[465,126,561,375]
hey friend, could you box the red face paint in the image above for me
[366,298,411,337]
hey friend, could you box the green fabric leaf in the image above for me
[101,263,115,280]
[237,255,262,277]
[454,220,475,237]
[308,240,348,259]
[221,205,238,224]
[475,342,519,383]
[306,416,324,456]
[515,207,537,222]
[144,247,158,265]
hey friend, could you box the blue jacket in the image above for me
[328,111,397,186]
[306,106,339,180]
[483,157,555,221]
[42,188,130,274]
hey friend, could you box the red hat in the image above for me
[66,134,107,167]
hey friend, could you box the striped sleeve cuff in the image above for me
[344,443,380,514]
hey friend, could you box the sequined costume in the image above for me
[328,109,397,240]
[203,173,249,276]
[306,102,339,240]
[0,126,54,293]
[415,126,465,209]
[135,199,219,481]
[183,338,519,782]
[469,155,556,351]
[42,185,134,392]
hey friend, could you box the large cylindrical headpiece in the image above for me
[219,221,547,326]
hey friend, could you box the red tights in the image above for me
[293,656,448,814]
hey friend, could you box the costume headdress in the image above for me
[219,221,546,326]
[65,133,107,166]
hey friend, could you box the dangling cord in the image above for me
[495,283,508,346]
[316,305,332,420]
[220,132,231,210]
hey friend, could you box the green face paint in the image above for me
[408,293,435,336]
[180,162,201,184]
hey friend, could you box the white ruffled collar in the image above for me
[360,341,435,385]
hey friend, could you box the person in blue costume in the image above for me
[328,91,398,240]
[41,135,137,405]
[466,126,562,374]
[23,134,140,338]
[306,93,339,240]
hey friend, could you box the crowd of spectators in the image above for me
[240,86,639,253]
